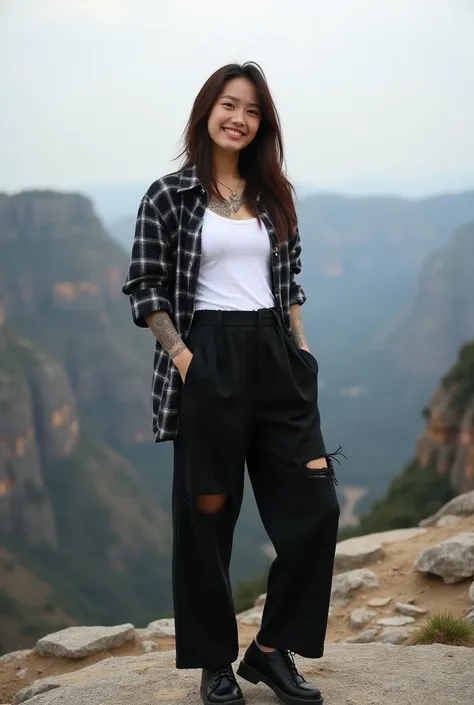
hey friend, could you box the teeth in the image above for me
[224,128,242,137]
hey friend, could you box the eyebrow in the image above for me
[221,94,260,108]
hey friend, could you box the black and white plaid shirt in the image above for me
[122,165,307,442]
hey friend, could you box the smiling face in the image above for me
[207,77,261,154]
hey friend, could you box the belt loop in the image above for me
[271,307,284,330]
[216,310,223,329]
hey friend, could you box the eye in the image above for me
[248,109,260,116]
[222,102,234,109]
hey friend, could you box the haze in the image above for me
[1,0,473,196]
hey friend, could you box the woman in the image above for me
[123,62,342,705]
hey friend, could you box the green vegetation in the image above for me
[441,340,474,411]
[409,611,474,647]
[35,431,173,626]
[337,459,455,541]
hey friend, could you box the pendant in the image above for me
[229,192,244,213]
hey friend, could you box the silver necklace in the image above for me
[208,178,244,217]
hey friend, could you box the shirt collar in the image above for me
[177,165,201,193]
[177,164,261,202]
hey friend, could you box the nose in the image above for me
[230,108,246,126]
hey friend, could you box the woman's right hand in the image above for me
[173,348,193,383]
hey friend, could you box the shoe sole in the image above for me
[236,660,323,705]
[199,686,246,705]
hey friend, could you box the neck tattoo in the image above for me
[208,178,244,217]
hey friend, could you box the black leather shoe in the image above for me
[200,666,245,705]
[237,640,323,704]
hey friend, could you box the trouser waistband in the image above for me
[191,308,280,327]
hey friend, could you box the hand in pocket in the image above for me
[173,349,194,383]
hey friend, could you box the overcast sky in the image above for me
[1,0,473,196]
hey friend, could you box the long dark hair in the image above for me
[180,62,296,243]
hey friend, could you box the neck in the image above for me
[212,147,240,185]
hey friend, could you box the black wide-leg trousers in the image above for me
[172,308,340,669]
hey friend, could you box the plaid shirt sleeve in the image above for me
[288,224,307,307]
[122,195,172,328]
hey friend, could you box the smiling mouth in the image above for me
[222,127,245,139]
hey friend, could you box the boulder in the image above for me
[378,627,412,644]
[140,641,157,654]
[395,602,428,617]
[436,515,462,527]
[414,532,474,583]
[345,628,379,643]
[0,650,31,666]
[145,619,175,637]
[420,491,474,527]
[349,608,376,630]
[12,645,474,705]
[335,538,383,570]
[239,610,263,626]
[377,616,416,627]
[331,568,379,606]
[351,528,428,544]
[35,624,135,659]
[468,580,474,602]
[335,528,428,573]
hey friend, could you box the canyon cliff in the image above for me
[417,340,474,493]
[0,192,172,653]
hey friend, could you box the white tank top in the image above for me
[195,208,275,311]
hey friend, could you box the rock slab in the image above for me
[0,650,31,666]
[331,568,379,606]
[377,616,416,627]
[378,627,413,645]
[414,532,474,583]
[420,490,474,527]
[395,602,428,617]
[145,618,176,637]
[436,515,462,527]
[345,628,379,644]
[367,597,392,607]
[350,608,376,629]
[35,624,135,659]
[335,539,383,570]
[13,645,474,705]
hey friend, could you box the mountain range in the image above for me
[108,188,474,504]
[1,185,474,652]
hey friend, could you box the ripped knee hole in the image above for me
[306,458,328,471]
[196,494,228,514]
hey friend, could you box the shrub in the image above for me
[408,611,474,647]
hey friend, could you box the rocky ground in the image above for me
[1,492,473,704]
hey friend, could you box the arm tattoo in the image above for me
[170,342,187,360]
[146,311,186,356]
[290,307,309,349]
